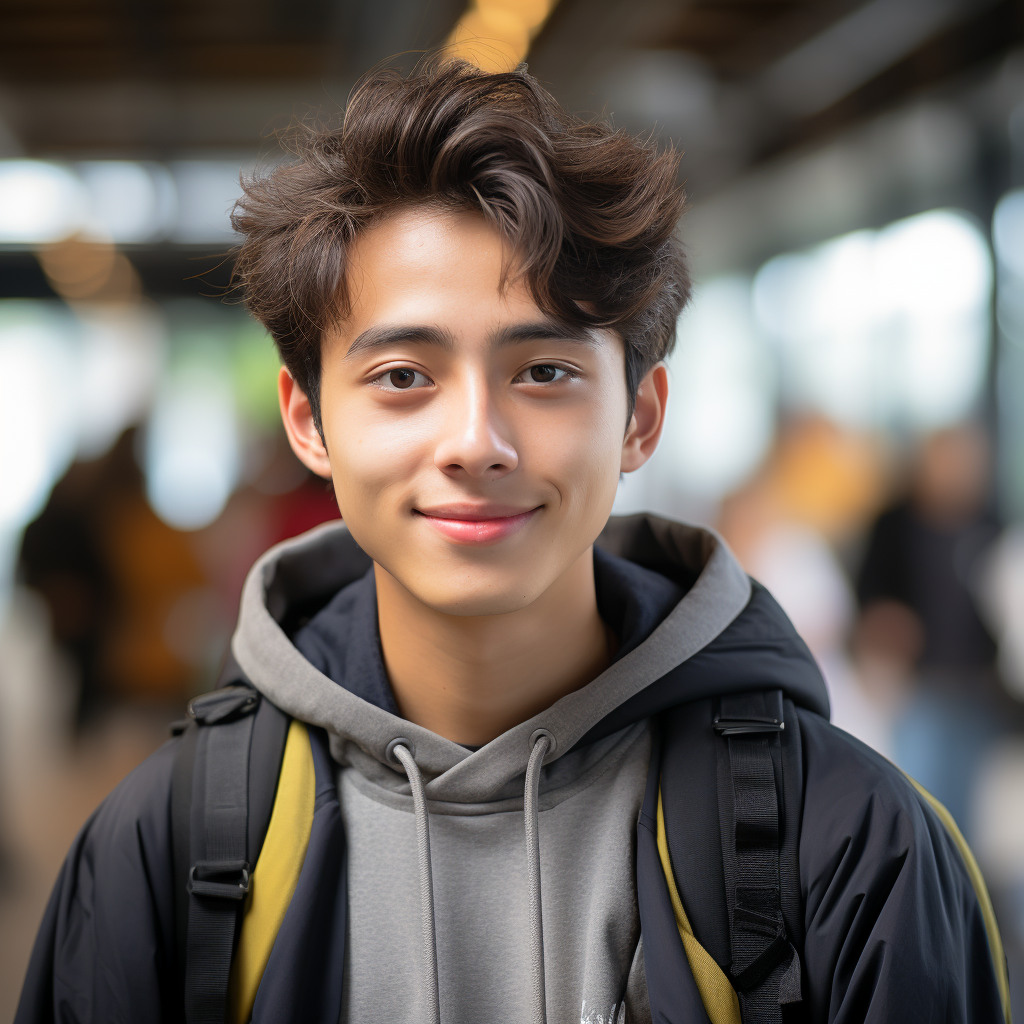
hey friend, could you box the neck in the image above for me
[374,548,610,745]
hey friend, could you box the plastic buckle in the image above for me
[187,859,251,900]
[713,715,784,736]
[188,684,259,726]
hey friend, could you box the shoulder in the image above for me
[16,738,182,1023]
[55,736,180,928]
[797,708,922,817]
[47,735,181,953]
[794,708,1008,1021]
[796,707,964,893]
[84,735,179,854]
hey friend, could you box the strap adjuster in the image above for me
[188,859,251,900]
[188,684,259,726]
[713,715,784,736]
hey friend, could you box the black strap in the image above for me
[183,684,260,1024]
[172,720,199,1011]
[714,690,801,1023]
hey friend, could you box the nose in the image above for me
[433,372,518,480]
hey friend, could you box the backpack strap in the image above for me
[172,715,199,1015]
[171,678,291,1024]
[713,690,801,1023]
[183,684,260,1024]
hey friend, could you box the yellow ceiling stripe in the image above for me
[445,0,560,72]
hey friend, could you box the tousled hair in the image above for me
[231,58,691,430]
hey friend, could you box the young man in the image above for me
[17,61,1009,1024]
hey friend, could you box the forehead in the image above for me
[341,206,540,329]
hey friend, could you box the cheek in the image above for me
[322,402,432,516]
[527,388,625,515]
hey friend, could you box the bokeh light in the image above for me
[753,208,991,431]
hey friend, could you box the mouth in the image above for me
[414,503,542,545]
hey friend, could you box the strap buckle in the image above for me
[188,684,259,726]
[188,859,251,900]
[713,715,784,736]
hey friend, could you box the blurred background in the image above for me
[1,0,1024,1015]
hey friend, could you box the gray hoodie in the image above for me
[229,516,751,1023]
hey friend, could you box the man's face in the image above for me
[291,206,653,616]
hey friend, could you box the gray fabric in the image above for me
[524,732,551,1024]
[230,517,752,1023]
[623,939,652,1024]
[232,519,750,801]
[390,742,441,1024]
[339,722,652,1023]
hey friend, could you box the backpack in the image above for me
[170,676,804,1024]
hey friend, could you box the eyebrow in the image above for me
[344,324,456,359]
[342,318,596,360]
[491,319,597,348]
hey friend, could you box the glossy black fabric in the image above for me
[638,732,712,1024]
[576,582,830,751]
[796,708,1004,1022]
[15,540,1005,1024]
[16,741,181,1023]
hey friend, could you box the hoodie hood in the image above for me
[230,513,829,803]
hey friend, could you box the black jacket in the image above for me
[16,518,1009,1023]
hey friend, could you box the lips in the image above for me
[415,504,541,545]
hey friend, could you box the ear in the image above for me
[621,363,668,473]
[278,367,333,479]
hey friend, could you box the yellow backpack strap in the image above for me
[657,786,741,1024]
[905,775,1011,1024]
[229,720,317,1024]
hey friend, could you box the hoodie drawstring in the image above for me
[388,730,553,1024]
[389,741,442,1024]
[525,729,552,1024]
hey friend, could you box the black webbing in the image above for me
[184,686,258,1024]
[715,691,801,1024]
[172,720,199,1009]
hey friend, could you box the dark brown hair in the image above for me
[232,58,690,430]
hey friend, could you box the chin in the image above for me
[410,572,543,618]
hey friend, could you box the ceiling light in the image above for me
[77,161,176,244]
[0,161,85,244]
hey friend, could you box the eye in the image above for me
[522,364,569,384]
[372,367,432,392]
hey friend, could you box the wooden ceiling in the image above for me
[1,0,1021,298]
[652,0,860,77]
[0,0,1021,168]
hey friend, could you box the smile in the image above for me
[414,505,541,545]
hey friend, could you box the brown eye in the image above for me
[389,368,416,389]
[529,365,559,382]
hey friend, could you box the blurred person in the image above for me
[979,522,1024,702]
[18,428,212,733]
[720,422,894,757]
[16,61,1009,1024]
[193,431,340,631]
[856,425,1004,838]
[18,434,124,732]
